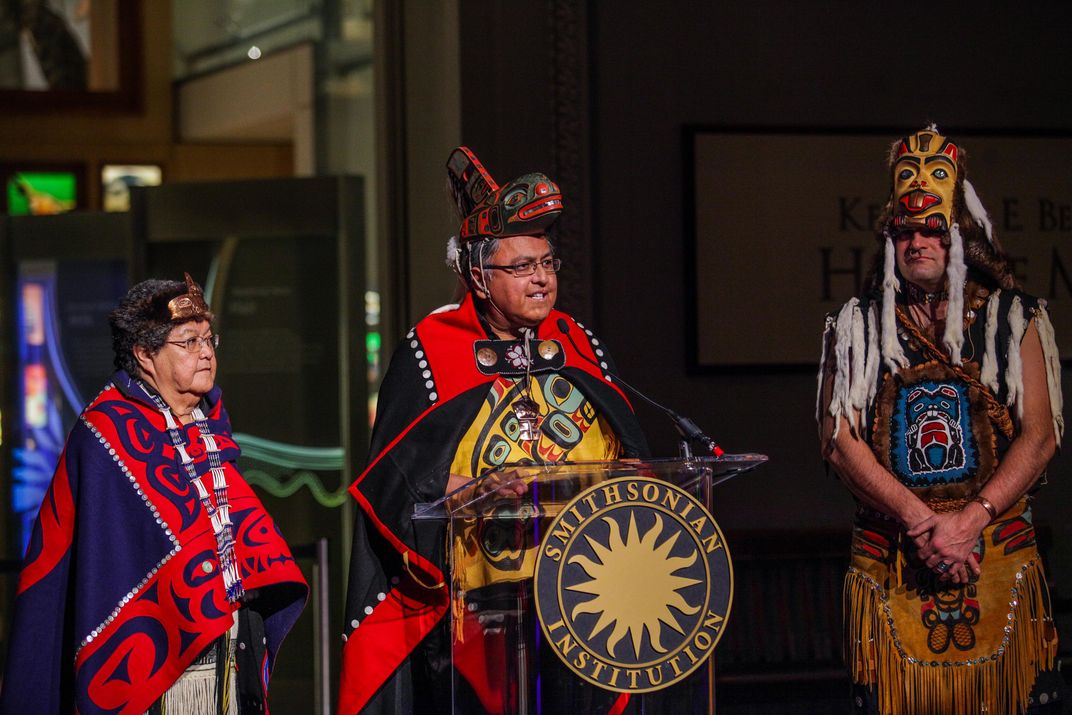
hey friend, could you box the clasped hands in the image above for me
[906,507,989,585]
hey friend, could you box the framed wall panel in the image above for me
[685,127,1072,373]
[0,0,141,112]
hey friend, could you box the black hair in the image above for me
[108,279,210,377]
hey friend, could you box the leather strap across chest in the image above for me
[896,306,1014,439]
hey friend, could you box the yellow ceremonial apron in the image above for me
[449,373,621,594]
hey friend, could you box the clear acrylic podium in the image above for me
[413,455,767,715]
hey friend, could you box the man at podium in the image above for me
[338,147,649,714]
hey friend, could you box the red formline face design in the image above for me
[897,137,958,164]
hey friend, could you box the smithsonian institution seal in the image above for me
[533,476,733,693]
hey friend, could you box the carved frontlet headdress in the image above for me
[889,129,959,234]
[878,126,1002,370]
[166,273,212,321]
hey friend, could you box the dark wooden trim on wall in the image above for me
[374,0,410,352]
[548,0,593,323]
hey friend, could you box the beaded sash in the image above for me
[140,384,245,602]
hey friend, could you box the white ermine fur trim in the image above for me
[881,236,908,373]
[446,236,462,274]
[1034,302,1065,446]
[979,290,1002,392]
[848,304,868,432]
[825,301,884,437]
[816,316,834,425]
[864,303,881,408]
[830,299,859,439]
[1005,296,1026,422]
[943,224,967,365]
[962,179,994,244]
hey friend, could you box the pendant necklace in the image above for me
[512,328,542,442]
[906,282,948,340]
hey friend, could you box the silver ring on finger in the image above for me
[935,561,951,573]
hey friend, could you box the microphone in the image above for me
[556,319,725,457]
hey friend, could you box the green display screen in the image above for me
[6,172,78,216]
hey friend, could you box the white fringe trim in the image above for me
[881,236,908,374]
[943,223,967,365]
[161,662,239,714]
[816,316,834,424]
[1006,296,1027,423]
[1034,301,1065,447]
[980,290,1002,392]
[962,179,995,244]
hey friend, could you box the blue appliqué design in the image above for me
[890,380,977,487]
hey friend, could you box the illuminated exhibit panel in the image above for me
[5,171,78,216]
[13,260,127,552]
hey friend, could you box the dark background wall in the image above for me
[452,1,1072,594]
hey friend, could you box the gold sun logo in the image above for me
[534,477,732,693]
[566,511,701,659]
